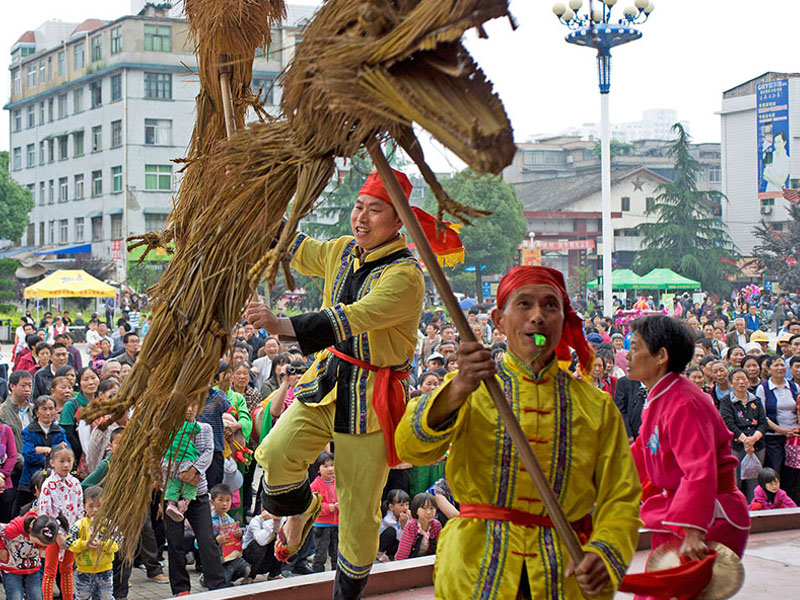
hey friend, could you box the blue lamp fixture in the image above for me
[550,0,653,317]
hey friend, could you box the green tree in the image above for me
[424,170,526,300]
[592,139,634,160]
[751,203,800,292]
[0,151,34,242]
[634,123,738,293]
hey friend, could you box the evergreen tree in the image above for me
[0,151,34,243]
[752,203,800,292]
[634,123,738,293]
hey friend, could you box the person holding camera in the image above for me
[266,361,308,421]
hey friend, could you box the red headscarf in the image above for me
[359,169,465,267]
[496,266,593,374]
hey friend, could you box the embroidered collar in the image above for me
[502,351,556,382]
[353,234,407,267]
[643,372,680,410]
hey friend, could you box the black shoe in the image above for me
[291,561,313,576]
[333,570,369,600]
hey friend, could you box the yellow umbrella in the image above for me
[24,269,116,298]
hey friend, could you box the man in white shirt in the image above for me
[726,318,751,350]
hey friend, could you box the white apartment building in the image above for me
[720,72,800,255]
[5,3,316,270]
[558,108,691,144]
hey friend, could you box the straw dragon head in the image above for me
[281,0,517,175]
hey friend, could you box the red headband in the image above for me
[496,266,593,373]
[359,169,465,267]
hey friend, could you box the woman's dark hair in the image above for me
[410,492,436,519]
[268,353,292,382]
[25,334,41,349]
[741,355,760,371]
[728,368,747,383]
[418,372,440,387]
[77,366,98,387]
[49,442,74,464]
[215,360,229,380]
[35,342,52,356]
[30,469,48,493]
[314,450,334,470]
[685,366,701,377]
[32,395,56,419]
[758,467,780,488]
[630,316,695,374]
[699,354,717,368]
[97,379,120,396]
[760,355,775,370]
[55,365,77,379]
[386,489,410,506]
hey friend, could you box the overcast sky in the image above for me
[2,0,798,164]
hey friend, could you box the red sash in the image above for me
[327,347,409,467]
[458,503,592,544]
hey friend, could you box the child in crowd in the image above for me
[38,443,84,600]
[163,405,201,522]
[81,429,124,491]
[19,469,48,516]
[751,468,798,510]
[309,451,338,572]
[0,512,64,600]
[209,484,250,585]
[19,396,69,509]
[394,492,441,561]
[378,489,410,561]
[66,486,119,600]
[242,509,284,582]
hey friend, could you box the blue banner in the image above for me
[757,79,791,199]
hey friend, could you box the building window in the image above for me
[145,164,172,190]
[111,74,122,102]
[39,141,45,164]
[111,26,122,54]
[708,166,721,183]
[27,105,35,128]
[91,216,103,242]
[26,184,34,205]
[73,88,84,113]
[59,219,68,244]
[38,182,45,206]
[12,110,21,132]
[108,121,122,148]
[90,81,102,108]
[58,51,65,76]
[92,170,103,196]
[111,214,123,240]
[75,217,84,242]
[58,177,68,202]
[48,220,55,245]
[58,94,67,119]
[26,65,36,88]
[48,139,54,163]
[144,25,171,52]
[74,42,85,70]
[12,68,20,94]
[48,56,52,80]
[91,35,102,62]
[251,78,275,106]
[92,126,102,152]
[144,118,172,145]
[144,72,172,99]
[39,222,45,245]
[38,101,44,124]
[39,61,45,84]
[27,223,34,246]
[48,98,54,122]
[74,174,84,199]
[12,147,21,171]
[621,196,630,212]
[26,144,35,167]
[112,166,123,192]
[74,131,84,156]
[145,213,168,232]
[58,136,68,160]
[48,180,54,204]
[645,196,654,211]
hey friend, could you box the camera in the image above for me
[286,365,306,376]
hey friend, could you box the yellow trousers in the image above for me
[255,399,389,578]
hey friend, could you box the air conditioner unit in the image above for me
[761,206,773,216]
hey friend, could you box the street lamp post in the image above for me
[552,0,653,316]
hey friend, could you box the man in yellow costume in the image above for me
[396,266,642,599]
[246,168,432,599]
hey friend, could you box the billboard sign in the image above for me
[757,79,790,199]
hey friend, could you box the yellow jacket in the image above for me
[283,232,424,435]
[395,354,642,599]
[66,516,119,573]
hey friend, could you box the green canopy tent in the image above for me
[586,268,643,290]
[637,268,701,290]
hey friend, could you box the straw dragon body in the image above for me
[85,0,517,555]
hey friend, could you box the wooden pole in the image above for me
[367,140,585,565]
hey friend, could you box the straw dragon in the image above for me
[85,0,518,556]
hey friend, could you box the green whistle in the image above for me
[533,334,547,346]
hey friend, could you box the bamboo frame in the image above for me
[367,140,586,565]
